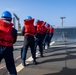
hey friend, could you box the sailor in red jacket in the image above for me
[41,21,47,49]
[44,23,50,48]
[21,16,38,66]
[0,11,17,75]
[49,25,54,43]
[34,20,44,57]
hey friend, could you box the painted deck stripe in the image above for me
[0,41,55,71]
[16,41,55,72]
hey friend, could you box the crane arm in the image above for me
[13,13,19,21]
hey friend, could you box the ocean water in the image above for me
[52,27,76,42]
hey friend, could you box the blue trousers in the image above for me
[21,46,36,61]
[34,34,43,56]
[0,46,17,75]
[21,36,36,62]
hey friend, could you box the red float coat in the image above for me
[42,22,47,33]
[50,27,54,33]
[24,19,35,36]
[0,19,14,46]
[36,21,43,34]
[46,24,50,33]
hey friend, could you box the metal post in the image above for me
[12,17,16,28]
[60,17,66,27]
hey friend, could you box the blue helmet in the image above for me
[1,11,12,19]
[36,19,40,22]
[26,16,32,19]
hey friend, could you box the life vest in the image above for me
[24,19,35,36]
[0,19,14,46]
[46,24,50,33]
[42,22,47,33]
[42,25,47,33]
[42,22,46,26]
[50,27,54,33]
[36,21,43,34]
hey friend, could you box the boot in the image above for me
[22,60,26,66]
[40,54,44,57]
[33,59,38,65]
[40,52,44,57]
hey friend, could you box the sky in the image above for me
[0,0,76,29]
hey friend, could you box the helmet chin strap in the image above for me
[1,17,12,22]
[3,19,10,22]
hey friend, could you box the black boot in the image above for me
[47,43,50,49]
[40,54,44,57]
[33,59,38,65]
[40,52,44,57]
[22,60,26,66]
